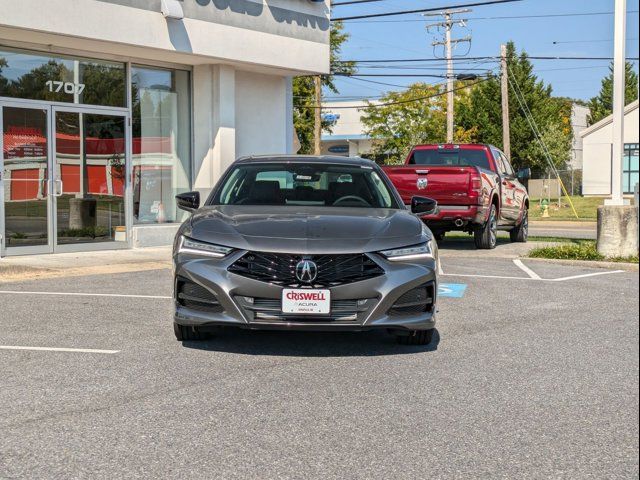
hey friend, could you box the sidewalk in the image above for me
[0,246,171,283]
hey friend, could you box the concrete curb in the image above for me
[524,256,639,271]
[0,261,170,283]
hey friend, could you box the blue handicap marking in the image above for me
[438,283,467,298]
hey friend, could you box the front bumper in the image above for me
[173,250,437,332]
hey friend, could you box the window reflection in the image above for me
[131,66,191,224]
[0,47,125,107]
[2,107,49,247]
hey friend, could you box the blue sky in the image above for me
[330,0,640,102]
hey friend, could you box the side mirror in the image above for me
[411,196,438,215]
[176,191,200,212]
[517,168,531,181]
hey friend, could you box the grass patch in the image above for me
[529,196,605,221]
[528,240,639,263]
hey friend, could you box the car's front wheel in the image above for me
[174,323,209,341]
[395,329,434,346]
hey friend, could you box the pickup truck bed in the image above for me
[382,144,530,249]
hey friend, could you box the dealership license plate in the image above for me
[282,289,331,315]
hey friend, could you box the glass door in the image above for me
[1,103,53,256]
[52,109,128,251]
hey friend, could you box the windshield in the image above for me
[211,163,399,208]
[409,149,490,170]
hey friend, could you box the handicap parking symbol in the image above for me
[438,283,467,298]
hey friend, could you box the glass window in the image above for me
[409,148,491,170]
[623,143,639,194]
[500,153,514,176]
[0,47,125,107]
[211,163,399,209]
[131,66,192,224]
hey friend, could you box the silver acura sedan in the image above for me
[172,156,439,345]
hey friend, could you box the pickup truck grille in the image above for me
[228,252,384,287]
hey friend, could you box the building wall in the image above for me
[582,105,639,196]
[236,71,288,159]
[570,104,590,170]
[0,0,330,74]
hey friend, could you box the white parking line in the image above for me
[0,346,119,354]
[513,259,541,279]
[551,270,626,282]
[443,270,624,282]
[0,290,171,299]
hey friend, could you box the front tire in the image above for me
[474,204,498,249]
[395,329,434,346]
[174,323,209,341]
[510,209,529,243]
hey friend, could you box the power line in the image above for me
[331,0,389,5]
[298,77,491,109]
[342,10,639,23]
[331,0,523,21]
[335,56,640,63]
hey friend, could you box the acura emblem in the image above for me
[295,259,318,283]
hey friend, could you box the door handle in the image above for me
[54,179,64,197]
[416,170,429,175]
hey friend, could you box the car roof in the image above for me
[234,155,377,168]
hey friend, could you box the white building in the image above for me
[570,104,590,170]
[581,100,639,197]
[0,0,330,256]
[321,100,375,158]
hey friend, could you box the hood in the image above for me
[184,205,426,254]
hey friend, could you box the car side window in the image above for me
[500,153,515,177]
[491,149,508,175]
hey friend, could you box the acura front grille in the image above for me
[228,252,384,287]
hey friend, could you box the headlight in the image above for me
[379,241,434,261]
[178,236,233,258]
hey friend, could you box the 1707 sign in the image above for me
[45,80,86,95]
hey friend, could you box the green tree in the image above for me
[293,19,354,154]
[361,82,476,163]
[457,42,573,171]
[587,62,639,125]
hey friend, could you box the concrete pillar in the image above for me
[285,76,294,154]
[597,205,639,258]
[192,64,236,200]
[69,197,97,230]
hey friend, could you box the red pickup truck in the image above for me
[382,144,530,249]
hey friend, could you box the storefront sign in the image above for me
[328,145,349,154]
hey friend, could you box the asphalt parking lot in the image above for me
[0,252,638,479]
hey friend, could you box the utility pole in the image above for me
[313,75,322,155]
[500,44,511,160]
[607,0,627,205]
[426,9,471,144]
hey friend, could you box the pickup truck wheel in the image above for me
[510,209,529,243]
[474,204,498,249]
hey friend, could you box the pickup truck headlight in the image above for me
[178,236,233,258]
[379,241,434,261]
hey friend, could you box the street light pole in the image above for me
[607,0,628,206]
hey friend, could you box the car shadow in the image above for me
[437,237,512,251]
[180,328,440,357]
